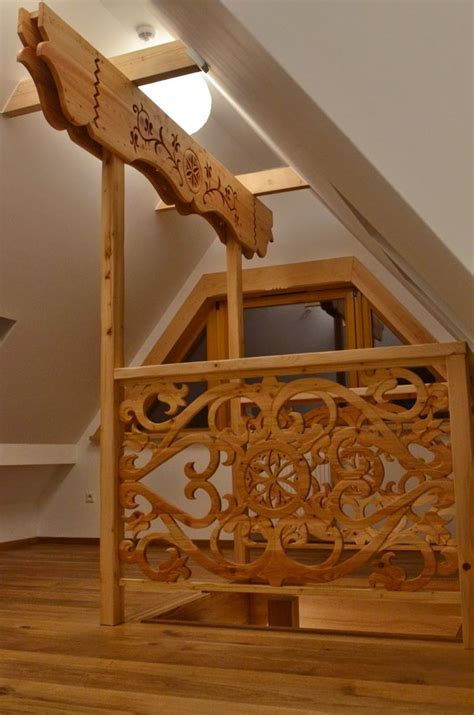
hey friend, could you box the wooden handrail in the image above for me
[115,342,465,383]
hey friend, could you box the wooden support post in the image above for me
[226,239,247,563]
[100,151,125,625]
[226,239,244,359]
[447,353,474,648]
[268,596,300,628]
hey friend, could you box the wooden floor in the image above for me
[0,543,473,714]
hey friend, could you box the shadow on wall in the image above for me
[0,464,73,543]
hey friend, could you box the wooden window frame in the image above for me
[91,257,439,441]
[144,258,437,370]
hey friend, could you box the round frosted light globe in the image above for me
[141,73,212,135]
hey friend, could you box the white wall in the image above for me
[0,465,71,542]
[38,188,453,537]
[223,0,473,270]
[38,434,101,538]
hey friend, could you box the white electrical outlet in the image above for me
[85,492,94,504]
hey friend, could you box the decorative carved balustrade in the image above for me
[115,343,471,597]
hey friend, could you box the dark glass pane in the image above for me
[244,300,346,357]
[242,300,348,423]
[243,299,347,385]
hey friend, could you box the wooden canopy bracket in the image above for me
[16,3,273,259]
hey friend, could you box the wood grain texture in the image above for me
[100,151,125,625]
[91,258,356,442]
[0,542,473,713]
[117,355,459,595]
[3,39,199,117]
[148,589,459,641]
[268,596,300,628]
[447,353,474,648]
[129,258,436,384]
[226,240,247,563]
[115,342,465,383]
[156,167,310,210]
[16,3,273,257]
[121,578,460,601]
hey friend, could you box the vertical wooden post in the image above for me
[226,239,244,359]
[100,151,125,625]
[447,353,474,648]
[226,239,247,563]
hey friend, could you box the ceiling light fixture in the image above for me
[136,26,212,136]
[136,24,156,42]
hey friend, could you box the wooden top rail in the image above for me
[115,342,465,383]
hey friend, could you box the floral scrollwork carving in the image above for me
[203,162,240,226]
[130,104,183,186]
[118,370,457,590]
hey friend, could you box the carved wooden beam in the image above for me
[3,37,200,118]
[16,3,273,258]
[156,167,309,211]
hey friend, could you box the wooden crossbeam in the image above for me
[2,38,199,118]
[115,342,465,384]
[156,167,309,210]
[15,3,273,257]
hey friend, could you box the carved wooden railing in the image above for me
[115,343,473,629]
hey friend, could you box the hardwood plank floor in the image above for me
[0,543,473,714]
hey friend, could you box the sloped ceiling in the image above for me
[151,0,473,345]
[0,0,279,443]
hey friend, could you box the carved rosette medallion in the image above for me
[237,441,311,518]
[184,149,202,193]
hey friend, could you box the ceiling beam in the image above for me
[2,38,199,118]
[156,166,309,210]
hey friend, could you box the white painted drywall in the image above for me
[0,465,71,542]
[222,0,473,271]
